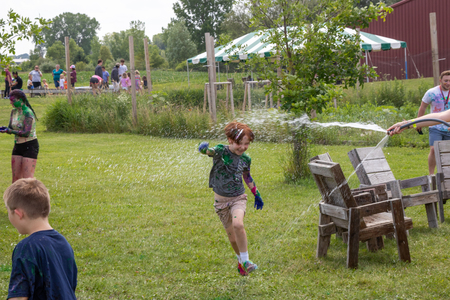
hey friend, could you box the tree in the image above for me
[173,0,233,51]
[241,0,391,180]
[41,12,100,55]
[89,36,101,64]
[354,0,399,8]
[46,41,65,65]
[166,20,197,68]
[102,20,150,68]
[148,44,168,69]
[152,33,166,50]
[103,31,129,61]
[99,45,113,63]
[219,1,253,41]
[0,9,50,69]
[69,38,86,64]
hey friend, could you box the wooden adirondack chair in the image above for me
[309,159,412,269]
[348,147,442,227]
[433,140,450,222]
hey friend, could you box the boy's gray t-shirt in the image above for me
[208,144,251,197]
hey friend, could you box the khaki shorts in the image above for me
[214,193,247,229]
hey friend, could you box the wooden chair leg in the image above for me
[366,238,379,252]
[347,208,360,269]
[425,203,438,228]
[390,199,411,263]
[436,173,445,223]
[376,236,385,250]
[317,213,332,258]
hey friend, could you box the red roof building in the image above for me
[363,0,450,80]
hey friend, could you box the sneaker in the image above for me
[237,263,248,276]
[243,260,258,274]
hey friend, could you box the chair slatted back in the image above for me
[434,141,450,193]
[348,147,396,185]
[308,160,358,209]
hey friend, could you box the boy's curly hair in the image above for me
[225,121,254,144]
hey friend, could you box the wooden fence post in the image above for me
[430,12,440,87]
[129,36,137,125]
[144,38,153,94]
[64,36,72,104]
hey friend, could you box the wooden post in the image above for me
[265,92,268,108]
[248,81,252,111]
[230,82,235,118]
[64,36,72,104]
[225,82,229,111]
[242,82,247,112]
[143,38,153,94]
[270,92,273,108]
[205,33,217,122]
[203,83,207,113]
[430,12,440,87]
[129,36,137,125]
[347,208,360,269]
[207,83,212,114]
[390,199,411,263]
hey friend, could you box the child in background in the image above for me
[59,74,66,90]
[120,72,130,91]
[4,178,77,299]
[142,76,148,89]
[135,70,141,92]
[198,121,264,276]
[70,65,77,88]
[27,75,34,90]
[127,72,132,89]
[42,79,49,89]
[102,66,110,89]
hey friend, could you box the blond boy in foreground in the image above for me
[3,178,77,300]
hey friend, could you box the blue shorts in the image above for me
[429,126,450,146]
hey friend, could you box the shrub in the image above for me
[75,61,87,71]
[40,60,57,73]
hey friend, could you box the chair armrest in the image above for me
[399,175,429,189]
[355,199,396,218]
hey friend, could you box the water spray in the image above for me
[387,118,450,134]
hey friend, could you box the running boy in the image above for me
[198,121,264,276]
[4,178,77,299]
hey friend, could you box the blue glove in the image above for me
[198,141,209,154]
[254,195,264,210]
[0,126,7,133]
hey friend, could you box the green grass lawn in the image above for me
[1,97,450,299]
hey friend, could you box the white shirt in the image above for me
[119,64,128,77]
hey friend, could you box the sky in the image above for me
[5,0,179,55]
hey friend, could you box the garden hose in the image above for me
[388,118,450,135]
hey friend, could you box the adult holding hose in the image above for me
[0,90,39,183]
[415,70,450,174]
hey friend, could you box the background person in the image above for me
[111,63,120,92]
[70,65,77,87]
[29,65,43,89]
[120,72,130,92]
[95,59,103,78]
[102,66,109,89]
[11,72,23,91]
[90,75,103,95]
[0,90,39,183]
[3,178,78,299]
[60,74,66,90]
[27,75,34,90]
[52,64,66,88]
[118,59,127,79]
[416,70,450,174]
[4,66,12,98]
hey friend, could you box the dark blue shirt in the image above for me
[8,229,77,300]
